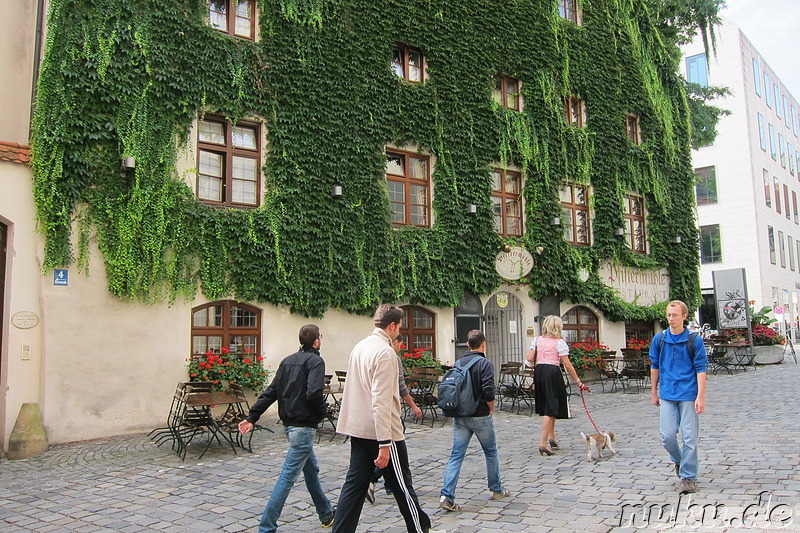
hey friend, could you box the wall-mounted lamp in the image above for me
[549,217,561,226]
[613,227,625,236]
[578,268,590,282]
[123,156,136,170]
[535,246,544,255]
[466,204,477,214]
[502,244,512,253]
[331,185,343,197]
[672,236,682,244]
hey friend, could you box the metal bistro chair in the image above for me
[223,381,274,452]
[515,366,536,416]
[620,349,649,392]
[597,351,625,393]
[497,362,523,411]
[406,367,441,427]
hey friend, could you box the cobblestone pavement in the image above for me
[3,362,800,533]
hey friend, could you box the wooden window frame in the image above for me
[392,43,425,83]
[560,183,591,245]
[386,149,431,228]
[561,306,598,345]
[494,76,522,111]
[563,96,586,127]
[209,0,256,40]
[191,300,261,360]
[625,114,642,145]
[492,168,523,237]
[197,115,261,207]
[625,321,654,343]
[623,193,647,254]
[400,305,436,359]
[558,0,581,24]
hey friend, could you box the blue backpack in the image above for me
[437,356,482,417]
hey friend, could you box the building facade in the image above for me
[1,0,700,449]
[682,18,800,333]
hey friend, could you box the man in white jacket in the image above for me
[332,304,433,533]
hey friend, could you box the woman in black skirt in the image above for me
[526,315,588,456]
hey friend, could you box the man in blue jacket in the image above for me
[650,300,708,494]
[239,324,335,532]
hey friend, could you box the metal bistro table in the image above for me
[176,391,244,459]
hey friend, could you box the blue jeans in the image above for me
[659,400,700,480]
[441,415,503,501]
[259,426,333,533]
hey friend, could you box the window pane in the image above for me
[505,172,520,194]
[230,305,257,327]
[409,157,427,180]
[199,151,223,177]
[492,198,503,232]
[232,125,257,149]
[386,154,403,175]
[408,50,421,82]
[199,120,225,144]
[392,47,403,77]
[193,336,208,354]
[492,170,503,191]
[505,197,520,218]
[208,336,223,353]
[236,0,251,17]
[575,185,587,205]
[685,53,708,87]
[232,156,257,181]
[235,18,251,37]
[198,175,222,202]
[413,335,433,351]
[413,310,433,329]
[388,180,405,203]
[232,179,257,204]
[559,185,573,204]
[700,225,722,263]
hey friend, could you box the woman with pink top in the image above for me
[526,315,588,456]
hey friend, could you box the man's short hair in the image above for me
[395,333,404,344]
[374,304,404,329]
[299,324,320,349]
[467,329,486,349]
[667,300,689,316]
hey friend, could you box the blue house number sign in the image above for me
[54,269,69,286]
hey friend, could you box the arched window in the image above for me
[191,300,261,359]
[561,306,598,344]
[401,305,436,358]
[625,321,654,344]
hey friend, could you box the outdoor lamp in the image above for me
[549,217,561,226]
[331,185,343,196]
[613,227,625,236]
[467,204,477,214]
[123,156,136,170]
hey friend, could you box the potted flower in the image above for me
[568,340,610,377]
[625,338,650,352]
[187,347,271,392]
[398,345,440,376]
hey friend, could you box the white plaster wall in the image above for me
[0,161,43,450]
[0,0,37,144]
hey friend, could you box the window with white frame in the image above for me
[779,133,786,167]
[694,166,717,206]
[774,177,781,214]
[758,113,767,151]
[197,116,261,207]
[784,184,791,219]
[768,226,776,264]
[765,72,773,107]
[779,229,786,267]
[753,59,762,96]
[769,123,777,159]
[763,169,771,207]
[685,54,708,87]
[790,236,796,271]
[699,225,721,264]
[775,85,782,117]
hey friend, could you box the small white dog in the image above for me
[580,431,617,462]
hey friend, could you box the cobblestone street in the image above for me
[2,362,799,532]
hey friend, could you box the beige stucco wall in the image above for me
[0,160,43,450]
[1,0,38,144]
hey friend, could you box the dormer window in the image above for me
[392,44,425,83]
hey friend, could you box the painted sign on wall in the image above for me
[598,261,670,306]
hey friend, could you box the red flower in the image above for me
[190,373,197,377]
[205,350,213,356]
[220,369,226,373]
[400,344,407,350]
[257,356,264,361]
[221,347,230,355]
[244,358,251,364]
[244,373,250,377]
[245,348,251,353]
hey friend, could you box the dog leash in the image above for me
[580,388,601,433]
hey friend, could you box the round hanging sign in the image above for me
[494,246,534,281]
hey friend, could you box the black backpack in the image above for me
[437,356,482,417]
[656,331,699,361]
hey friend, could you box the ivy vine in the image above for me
[32,0,708,319]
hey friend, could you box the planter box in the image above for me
[753,345,785,365]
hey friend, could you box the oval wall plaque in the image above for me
[11,311,40,329]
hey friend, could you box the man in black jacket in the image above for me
[438,329,509,512]
[239,324,335,532]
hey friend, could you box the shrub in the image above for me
[398,345,440,376]
[568,340,610,376]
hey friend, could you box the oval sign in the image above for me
[11,311,40,329]
[495,246,534,281]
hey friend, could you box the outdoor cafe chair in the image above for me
[597,351,625,393]
[225,381,274,452]
[497,361,523,411]
[620,349,650,392]
[515,367,536,416]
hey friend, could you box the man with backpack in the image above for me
[438,329,510,511]
[650,300,708,494]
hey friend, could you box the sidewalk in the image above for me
[2,362,799,532]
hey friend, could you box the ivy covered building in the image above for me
[1,0,702,447]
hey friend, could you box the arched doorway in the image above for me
[453,292,483,363]
[485,291,525,376]
[561,306,599,344]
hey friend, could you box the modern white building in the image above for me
[682,18,800,333]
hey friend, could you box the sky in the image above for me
[722,1,800,98]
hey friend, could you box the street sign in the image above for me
[54,269,68,286]
[775,306,784,314]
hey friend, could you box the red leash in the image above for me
[580,388,601,433]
